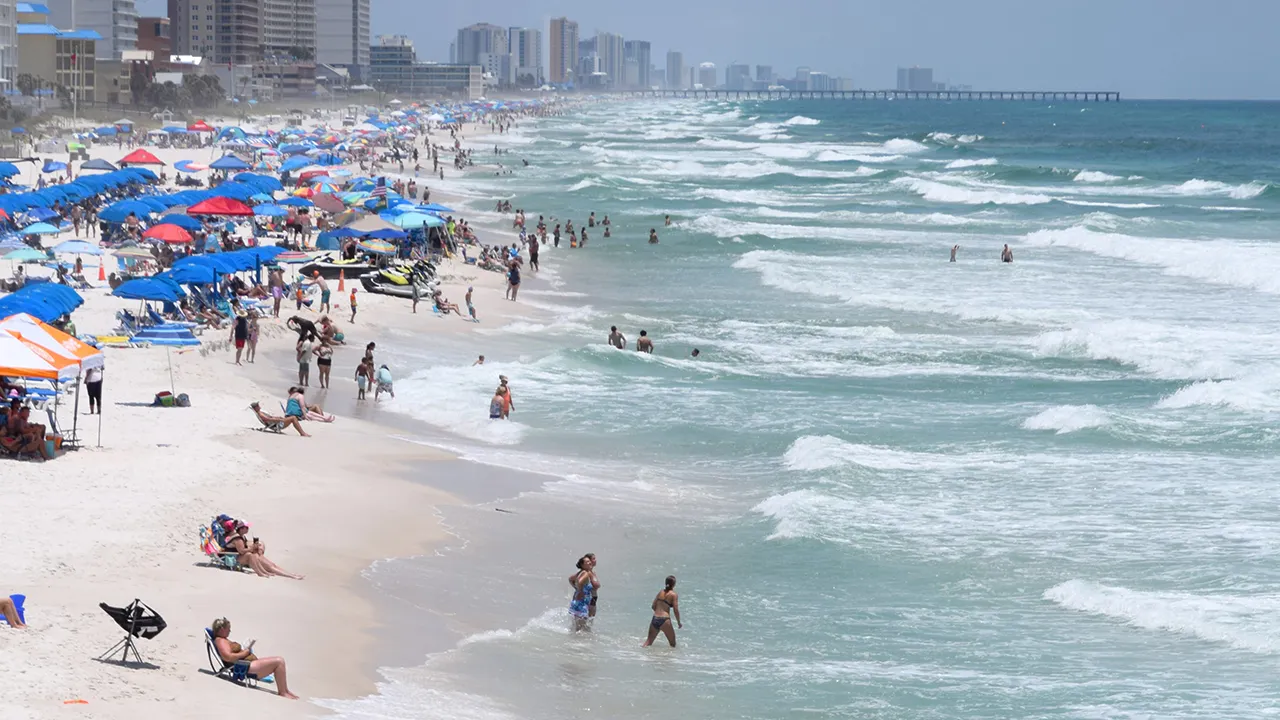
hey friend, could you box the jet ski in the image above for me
[360,259,437,298]
[297,253,375,280]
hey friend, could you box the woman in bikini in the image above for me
[567,554,600,622]
[568,554,599,631]
[642,575,682,647]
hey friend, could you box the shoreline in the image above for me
[0,110,568,718]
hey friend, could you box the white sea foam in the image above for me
[1021,405,1112,434]
[926,132,983,144]
[1170,178,1268,200]
[695,137,758,149]
[1156,378,1280,413]
[1061,200,1164,209]
[893,176,1053,205]
[566,178,601,192]
[815,149,905,163]
[783,435,959,472]
[882,138,929,154]
[1032,323,1235,380]
[391,364,531,445]
[1024,225,1280,295]
[782,115,822,126]
[1044,580,1280,653]
[945,158,998,169]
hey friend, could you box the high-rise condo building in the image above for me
[548,16,577,84]
[756,65,773,84]
[725,63,750,90]
[315,0,370,81]
[48,0,137,59]
[169,0,261,65]
[697,61,716,89]
[622,39,649,88]
[595,31,623,87]
[455,22,506,66]
[262,0,315,58]
[665,50,683,89]
[508,26,541,84]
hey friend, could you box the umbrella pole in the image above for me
[167,347,175,397]
[70,372,80,446]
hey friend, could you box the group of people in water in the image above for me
[567,553,682,647]
[949,244,1015,262]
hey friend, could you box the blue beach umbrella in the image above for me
[20,222,61,235]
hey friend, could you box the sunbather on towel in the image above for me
[286,388,335,423]
[251,402,310,437]
[0,595,25,628]
[212,618,299,699]
[223,521,304,580]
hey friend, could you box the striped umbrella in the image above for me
[358,239,397,255]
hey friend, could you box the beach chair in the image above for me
[204,628,258,688]
[200,522,244,571]
[252,408,286,434]
[0,594,24,625]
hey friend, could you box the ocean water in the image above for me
[320,99,1280,719]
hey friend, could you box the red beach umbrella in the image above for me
[142,223,193,244]
[187,197,254,216]
[187,120,215,132]
[118,148,164,166]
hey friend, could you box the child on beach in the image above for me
[349,289,358,323]
[375,365,395,400]
[355,359,372,400]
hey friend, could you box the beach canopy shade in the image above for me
[0,283,83,322]
[112,278,183,303]
[386,212,444,229]
[0,330,79,380]
[234,172,283,192]
[0,313,103,370]
[419,203,455,214]
[52,239,103,255]
[209,154,250,171]
[174,160,208,173]
[162,263,216,285]
[345,214,399,234]
[42,159,67,174]
[159,214,203,230]
[112,246,155,260]
[187,197,253,216]
[277,197,312,208]
[311,193,346,214]
[187,121,215,132]
[142,223,193,244]
[20,222,61,235]
[252,203,287,217]
[79,158,119,172]
[119,149,164,165]
[5,247,48,261]
[279,156,313,173]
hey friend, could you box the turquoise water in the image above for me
[322,100,1280,719]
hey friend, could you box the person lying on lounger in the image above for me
[250,402,310,437]
[211,617,299,699]
[223,521,304,580]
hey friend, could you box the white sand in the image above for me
[0,114,547,717]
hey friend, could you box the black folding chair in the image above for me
[98,599,167,664]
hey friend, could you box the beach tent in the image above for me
[52,239,103,255]
[119,149,164,166]
[41,159,67,174]
[157,214,203,231]
[0,313,102,370]
[344,214,400,234]
[79,158,119,172]
[209,155,250,171]
[0,330,78,380]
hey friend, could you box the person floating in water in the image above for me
[950,244,959,262]
[642,575,681,648]
[1001,244,1013,263]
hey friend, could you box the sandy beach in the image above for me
[0,110,552,718]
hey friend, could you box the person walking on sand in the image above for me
[349,288,358,323]
[231,311,249,366]
[246,316,260,363]
[642,576,682,648]
[466,286,478,322]
[85,359,104,415]
[410,275,420,314]
[608,326,627,349]
[506,261,521,301]
[637,330,654,354]
[315,343,333,389]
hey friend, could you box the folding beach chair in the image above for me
[98,599,167,664]
[199,521,244,571]
[0,594,24,625]
[204,628,258,688]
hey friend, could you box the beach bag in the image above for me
[152,391,174,407]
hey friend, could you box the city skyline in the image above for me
[134,0,1280,98]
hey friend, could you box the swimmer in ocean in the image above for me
[950,244,959,262]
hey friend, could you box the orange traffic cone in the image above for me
[337,269,345,291]
[98,263,105,281]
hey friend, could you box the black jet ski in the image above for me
[360,259,437,298]
[297,253,375,280]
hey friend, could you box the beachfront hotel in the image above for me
[548,16,577,84]
[370,34,482,99]
[46,0,136,60]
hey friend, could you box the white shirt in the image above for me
[85,366,103,383]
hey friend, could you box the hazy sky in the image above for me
[136,0,1280,99]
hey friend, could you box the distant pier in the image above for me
[607,89,1120,102]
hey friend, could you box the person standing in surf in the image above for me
[608,326,627,349]
[642,576,682,647]
[950,244,959,262]
[1001,244,1013,263]
[568,553,600,620]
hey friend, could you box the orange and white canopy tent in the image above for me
[0,313,103,370]
[0,330,79,380]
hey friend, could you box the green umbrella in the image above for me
[5,247,48,262]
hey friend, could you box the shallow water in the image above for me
[320,99,1280,720]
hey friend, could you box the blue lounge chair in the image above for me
[204,628,258,687]
[1,594,24,625]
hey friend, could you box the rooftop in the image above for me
[17,23,104,40]
[16,3,51,14]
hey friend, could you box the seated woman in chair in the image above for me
[222,521,304,580]
[250,402,309,437]
[1,402,52,460]
[211,618,299,699]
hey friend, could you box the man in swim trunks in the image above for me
[313,272,330,313]
[608,326,627,349]
[950,244,959,262]
[637,330,653,353]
